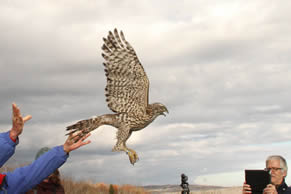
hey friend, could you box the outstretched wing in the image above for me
[102,29,149,114]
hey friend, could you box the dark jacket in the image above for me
[277,180,291,194]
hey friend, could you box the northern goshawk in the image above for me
[66,29,168,165]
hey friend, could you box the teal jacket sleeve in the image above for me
[3,145,69,194]
[0,131,18,168]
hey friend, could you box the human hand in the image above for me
[10,103,32,140]
[242,182,252,194]
[63,132,91,154]
[263,184,278,194]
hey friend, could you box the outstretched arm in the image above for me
[0,103,31,167]
[4,131,91,193]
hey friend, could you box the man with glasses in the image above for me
[242,155,291,194]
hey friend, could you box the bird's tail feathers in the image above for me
[66,116,101,136]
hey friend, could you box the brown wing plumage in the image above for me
[102,29,149,115]
[67,28,168,165]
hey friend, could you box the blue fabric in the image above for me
[0,132,69,194]
[0,131,18,168]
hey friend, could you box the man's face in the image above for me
[266,159,287,186]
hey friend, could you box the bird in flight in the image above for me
[66,29,168,165]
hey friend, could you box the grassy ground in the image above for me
[61,178,150,194]
[154,187,242,194]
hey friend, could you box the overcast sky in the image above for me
[1,0,291,187]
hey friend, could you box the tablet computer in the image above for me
[245,169,270,194]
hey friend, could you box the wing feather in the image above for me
[102,29,149,114]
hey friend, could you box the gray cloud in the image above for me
[1,0,291,187]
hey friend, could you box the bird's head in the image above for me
[152,103,169,117]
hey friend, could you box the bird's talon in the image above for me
[127,150,139,165]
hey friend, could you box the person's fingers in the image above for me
[263,189,270,194]
[23,115,32,122]
[66,135,75,144]
[65,132,91,153]
[75,133,91,147]
[70,131,83,141]
[242,183,252,194]
[79,133,91,142]
[263,187,275,194]
[77,140,91,148]
[82,140,91,145]
[69,132,91,144]
[66,132,83,147]
[12,103,20,117]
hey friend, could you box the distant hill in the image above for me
[143,184,225,193]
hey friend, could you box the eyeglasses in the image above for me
[264,167,283,172]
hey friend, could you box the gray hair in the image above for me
[266,155,288,174]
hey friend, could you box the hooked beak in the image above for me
[161,109,169,116]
